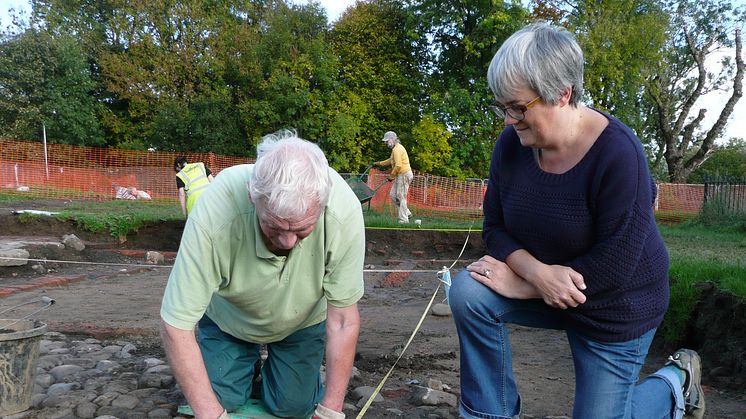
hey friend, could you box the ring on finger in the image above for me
[484,269,491,277]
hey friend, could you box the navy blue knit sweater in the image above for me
[483,112,669,342]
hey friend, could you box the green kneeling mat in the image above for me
[178,399,281,419]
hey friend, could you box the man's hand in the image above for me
[321,305,359,412]
[160,321,224,418]
[313,403,345,419]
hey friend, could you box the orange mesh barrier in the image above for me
[655,183,703,223]
[0,139,715,224]
[1,139,252,201]
[366,169,485,221]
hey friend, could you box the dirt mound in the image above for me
[689,284,746,390]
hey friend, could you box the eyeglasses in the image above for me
[489,96,542,121]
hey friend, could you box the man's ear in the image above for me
[246,181,254,204]
[559,86,573,107]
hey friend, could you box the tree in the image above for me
[687,138,746,183]
[648,0,745,182]
[330,0,424,171]
[410,114,452,175]
[229,1,338,152]
[0,29,104,145]
[410,0,528,178]
[96,0,237,150]
[568,0,668,142]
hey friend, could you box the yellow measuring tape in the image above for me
[355,227,472,418]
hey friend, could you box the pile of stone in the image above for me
[9,330,465,419]
[7,331,180,419]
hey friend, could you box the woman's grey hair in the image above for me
[487,22,584,106]
[249,130,332,220]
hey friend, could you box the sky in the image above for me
[1,0,744,141]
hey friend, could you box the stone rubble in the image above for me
[145,252,165,265]
[5,331,570,419]
[61,234,86,252]
[0,248,30,267]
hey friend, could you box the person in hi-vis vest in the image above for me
[174,156,214,217]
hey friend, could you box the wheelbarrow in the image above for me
[345,165,388,211]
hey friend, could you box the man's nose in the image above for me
[277,232,298,249]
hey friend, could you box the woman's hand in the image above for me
[467,255,539,299]
[504,250,587,309]
[530,264,586,309]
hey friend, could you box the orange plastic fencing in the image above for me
[655,183,704,223]
[365,170,486,222]
[1,139,252,202]
[0,139,711,223]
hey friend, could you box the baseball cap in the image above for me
[382,131,397,141]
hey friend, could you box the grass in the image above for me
[363,210,481,230]
[56,200,182,240]
[659,223,746,268]
[4,196,183,240]
[0,190,45,202]
[658,223,746,343]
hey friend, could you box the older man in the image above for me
[160,131,364,419]
[375,131,413,224]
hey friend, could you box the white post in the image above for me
[423,175,428,204]
[43,122,49,180]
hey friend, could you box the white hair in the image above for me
[249,130,332,220]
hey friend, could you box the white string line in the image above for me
[0,256,171,269]
[0,256,449,274]
[356,224,473,418]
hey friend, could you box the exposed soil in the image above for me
[0,204,745,418]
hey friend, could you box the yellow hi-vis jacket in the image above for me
[176,162,210,213]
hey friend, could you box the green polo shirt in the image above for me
[160,164,365,344]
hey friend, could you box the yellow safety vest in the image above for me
[176,162,210,213]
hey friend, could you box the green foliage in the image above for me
[699,197,746,231]
[52,200,182,239]
[319,92,371,171]
[662,259,707,343]
[664,259,746,342]
[0,29,104,145]
[15,212,40,223]
[330,0,424,171]
[70,213,142,239]
[410,115,453,175]
[149,97,247,155]
[411,0,528,178]
[425,86,499,178]
[569,0,668,141]
[687,139,746,183]
[8,0,745,185]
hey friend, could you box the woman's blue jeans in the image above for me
[448,270,684,419]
